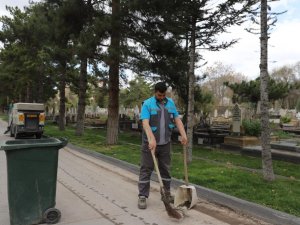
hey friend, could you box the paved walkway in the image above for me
[0,119,273,225]
[0,147,233,225]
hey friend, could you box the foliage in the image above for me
[270,63,300,109]
[296,99,300,112]
[225,77,290,105]
[92,84,109,108]
[273,130,293,139]
[119,76,152,108]
[242,119,261,137]
[280,116,291,124]
[202,62,247,107]
[194,86,214,117]
[0,0,285,139]
[0,113,8,121]
[125,0,259,108]
[0,5,57,103]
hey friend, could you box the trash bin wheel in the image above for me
[43,208,61,224]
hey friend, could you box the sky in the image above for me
[201,0,300,79]
[1,0,300,80]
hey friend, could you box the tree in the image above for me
[119,76,152,108]
[43,0,76,131]
[171,0,259,162]
[91,80,109,108]
[111,0,258,160]
[104,0,189,144]
[246,0,286,181]
[203,62,247,107]
[106,0,121,144]
[44,0,98,132]
[71,1,108,136]
[225,77,289,108]
[260,0,274,181]
[194,86,214,125]
[0,5,57,104]
[246,0,287,181]
[270,64,300,109]
[119,0,259,160]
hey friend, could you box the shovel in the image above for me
[174,145,198,209]
[150,150,183,220]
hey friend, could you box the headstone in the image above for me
[279,108,286,117]
[256,101,261,115]
[214,109,218,117]
[198,138,204,145]
[120,106,126,115]
[96,106,101,113]
[134,105,139,115]
[297,112,300,120]
[232,104,241,135]
[132,123,138,129]
[134,105,140,121]
[224,109,229,118]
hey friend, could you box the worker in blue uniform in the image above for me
[138,82,187,209]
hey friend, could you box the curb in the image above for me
[67,143,300,225]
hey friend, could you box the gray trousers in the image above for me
[138,142,171,197]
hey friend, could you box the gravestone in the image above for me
[214,109,218,117]
[224,109,229,118]
[232,104,241,135]
[256,101,261,115]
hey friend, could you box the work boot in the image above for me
[138,196,147,209]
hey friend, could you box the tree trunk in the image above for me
[75,57,88,136]
[37,66,44,103]
[18,93,23,102]
[106,0,120,145]
[260,0,274,181]
[26,82,33,103]
[183,31,189,125]
[59,61,66,131]
[186,20,196,163]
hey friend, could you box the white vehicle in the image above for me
[8,103,45,139]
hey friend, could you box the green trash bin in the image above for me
[0,137,68,225]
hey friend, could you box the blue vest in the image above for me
[140,96,179,144]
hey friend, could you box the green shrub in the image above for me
[242,119,261,137]
[273,130,292,139]
[280,116,291,123]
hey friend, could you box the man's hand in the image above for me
[175,117,188,146]
[148,138,157,152]
[180,135,188,145]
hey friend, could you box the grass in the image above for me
[0,114,8,122]
[44,123,300,217]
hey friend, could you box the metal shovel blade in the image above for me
[174,184,198,209]
[174,146,198,209]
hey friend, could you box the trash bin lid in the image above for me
[0,137,67,151]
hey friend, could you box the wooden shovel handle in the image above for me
[150,150,165,192]
[183,145,189,186]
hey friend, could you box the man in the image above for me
[138,82,187,209]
